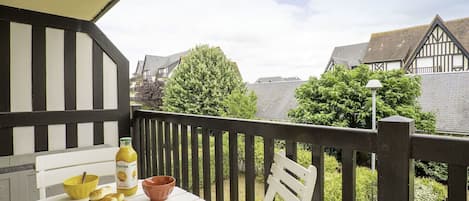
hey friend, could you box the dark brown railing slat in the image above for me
[312,145,324,201]
[286,140,297,161]
[172,123,180,186]
[164,122,172,176]
[132,118,142,178]
[263,138,274,193]
[181,124,189,190]
[245,134,255,201]
[191,126,200,195]
[145,118,151,178]
[229,131,239,201]
[157,120,164,175]
[448,164,468,201]
[139,119,146,178]
[342,149,356,201]
[214,130,224,201]
[151,120,157,176]
[202,128,211,201]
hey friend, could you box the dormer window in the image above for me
[158,68,168,75]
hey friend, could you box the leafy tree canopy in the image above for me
[135,79,165,110]
[163,45,255,117]
[220,89,257,119]
[288,65,435,133]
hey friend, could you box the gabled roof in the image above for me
[142,50,189,76]
[363,15,469,63]
[404,15,469,69]
[247,80,305,121]
[134,60,144,75]
[326,42,368,71]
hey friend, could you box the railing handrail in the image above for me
[133,109,377,152]
[412,133,469,166]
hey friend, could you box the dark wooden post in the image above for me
[130,104,142,178]
[130,104,142,146]
[377,116,415,201]
[130,104,142,121]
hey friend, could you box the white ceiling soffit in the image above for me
[0,0,118,21]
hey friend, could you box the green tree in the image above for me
[135,79,165,110]
[220,89,257,119]
[288,65,435,133]
[163,45,245,116]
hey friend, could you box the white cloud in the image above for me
[97,0,469,82]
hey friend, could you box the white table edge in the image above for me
[44,180,204,201]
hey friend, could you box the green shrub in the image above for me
[415,161,447,183]
[415,177,447,201]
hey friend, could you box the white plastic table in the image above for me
[46,180,204,201]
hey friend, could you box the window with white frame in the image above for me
[143,70,150,79]
[158,68,168,75]
[416,57,433,67]
[453,55,463,67]
[386,61,401,70]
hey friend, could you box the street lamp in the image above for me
[366,79,382,171]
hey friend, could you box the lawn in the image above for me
[201,174,265,201]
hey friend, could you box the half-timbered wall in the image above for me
[408,26,469,74]
[0,6,129,156]
[368,61,401,71]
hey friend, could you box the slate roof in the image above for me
[134,60,144,75]
[325,42,368,71]
[363,16,469,63]
[141,50,189,76]
[255,76,301,83]
[247,80,305,121]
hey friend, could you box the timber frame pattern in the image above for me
[0,5,130,156]
[326,15,469,74]
[404,15,469,74]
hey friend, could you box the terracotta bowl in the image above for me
[142,176,176,201]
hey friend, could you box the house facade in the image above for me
[326,15,469,74]
[324,15,469,134]
[132,51,188,82]
[324,42,368,72]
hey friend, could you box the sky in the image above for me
[97,0,469,83]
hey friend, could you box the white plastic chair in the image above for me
[264,151,317,201]
[35,147,118,200]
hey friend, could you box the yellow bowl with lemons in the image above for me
[63,174,99,199]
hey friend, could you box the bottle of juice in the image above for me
[116,137,138,196]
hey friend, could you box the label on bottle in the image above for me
[116,161,138,189]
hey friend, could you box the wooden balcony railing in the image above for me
[132,109,469,201]
[415,66,435,74]
[412,66,466,74]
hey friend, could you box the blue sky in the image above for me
[97,0,469,82]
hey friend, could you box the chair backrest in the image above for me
[264,151,317,201]
[35,147,118,200]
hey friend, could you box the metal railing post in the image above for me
[377,116,415,201]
